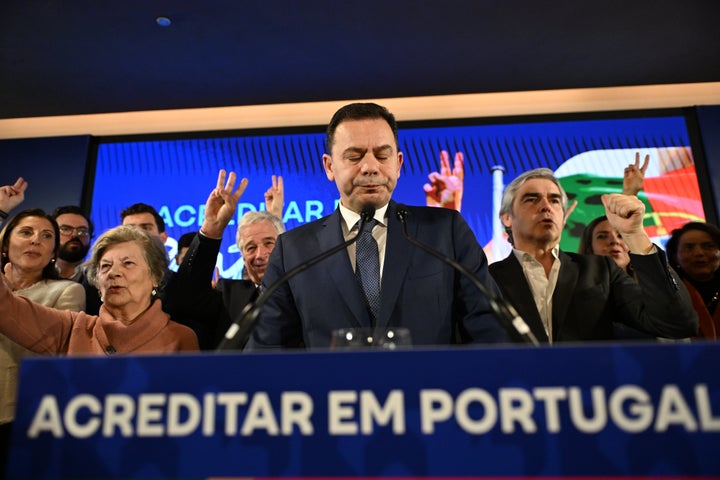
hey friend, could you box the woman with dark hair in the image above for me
[578,215,634,276]
[0,208,85,473]
[577,215,664,341]
[2,209,67,280]
[577,152,650,276]
[666,221,720,340]
[575,152,650,269]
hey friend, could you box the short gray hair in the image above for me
[500,168,568,245]
[86,225,169,289]
[236,211,285,250]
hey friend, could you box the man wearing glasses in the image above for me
[52,206,94,281]
[51,206,103,315]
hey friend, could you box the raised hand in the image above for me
[264,175,284,220]
[0,177,28,215]
[201,170,248,238]
[622,152,649,196]
[602,193,652,253]
[564,199,578,227]
[2,262,16,290]
[423,150,464,211]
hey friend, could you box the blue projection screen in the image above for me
[90,113,706,278]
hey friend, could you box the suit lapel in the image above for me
[551,251,578,340]
[219,280,259,326]
[318,209,372,328]
[491,255,549,342]
[376,202,413,328]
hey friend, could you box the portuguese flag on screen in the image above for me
[557,147,704,252]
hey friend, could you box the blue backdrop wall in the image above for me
[0,135,91,214]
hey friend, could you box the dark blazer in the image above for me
[165,234,258,350]
[79,269,102,316]
[489,249,698,343]
[246,201,510,349]
[216,278,259,325]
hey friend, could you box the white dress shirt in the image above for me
[339,202,389,283]
[512,246,561,343]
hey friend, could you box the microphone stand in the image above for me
[216,207,375,351]
[395,206,539,346]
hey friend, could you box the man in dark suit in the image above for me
[215,211,285,335]
[246,102,510,349]
[164,171,286,350]
[489,167,698,343]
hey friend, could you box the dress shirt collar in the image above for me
[511,245,560,264]
[339,202,389,232]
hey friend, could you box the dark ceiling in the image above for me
[1,0,719,120]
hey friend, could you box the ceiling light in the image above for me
[155,16,172,27]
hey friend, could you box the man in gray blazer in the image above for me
[489,168,698,343]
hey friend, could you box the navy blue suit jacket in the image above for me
[247,201,510,349]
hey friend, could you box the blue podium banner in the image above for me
[8,343,720,479]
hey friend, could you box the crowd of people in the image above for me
[0,102,714,470]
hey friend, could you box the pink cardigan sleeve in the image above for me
[0,279,75,354]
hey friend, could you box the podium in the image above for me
[8,342,720,479]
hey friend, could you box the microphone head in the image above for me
[395,204,409,222]
[360,205,376,223]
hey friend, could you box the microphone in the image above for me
[217,205,376,351]
[394,204,539,346]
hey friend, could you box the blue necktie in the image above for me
[356,219,380,325]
